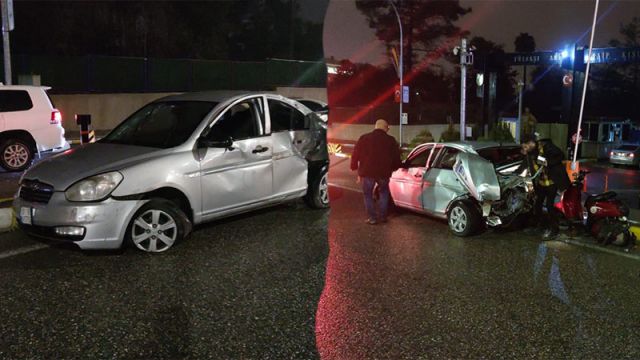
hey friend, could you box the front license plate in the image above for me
[20,207,32,225]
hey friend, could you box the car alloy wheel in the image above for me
[3,142,30,170]
[131,209,178,253]
[449,206,468,234]
[319,172,329,206]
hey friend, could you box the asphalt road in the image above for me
[0,201,328,359]
[319,177,640,359]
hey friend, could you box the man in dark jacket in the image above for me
[350,119,402,224]
[517,134,571,239]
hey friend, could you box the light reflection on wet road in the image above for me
[316,185,640,359]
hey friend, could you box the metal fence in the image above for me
[6,55,327,93]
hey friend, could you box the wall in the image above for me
[328,123,461,144]
[51,87,327,133]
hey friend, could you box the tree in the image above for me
[355,0,470,72]
[514,33,536,53]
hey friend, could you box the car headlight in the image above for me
[65,172,123,202]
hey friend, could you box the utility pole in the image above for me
[456,38,472,141]
[516,81,524,143]
[388,0,403,145]
[1,0,13,85]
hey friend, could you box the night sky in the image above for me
[324,0,640,65]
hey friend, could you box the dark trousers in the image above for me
[361,177,390,221]
[534,184,559,231]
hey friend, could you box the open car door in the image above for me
[453,152,501,202]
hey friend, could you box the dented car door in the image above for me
[390,144,434,211]
[421,146,467,216]
[266,98,309,198]
[199,97,273,219]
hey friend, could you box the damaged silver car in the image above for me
[389,142,540,236]
[14,92,329,252]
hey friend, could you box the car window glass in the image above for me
[268,99,308,132]
[434,147,460,170]
[0,90,33,112]
[298,100,325,112]
[406,146,432,167]
[209,100,259,141]
[427,145,442,167]
[102,101,216,148]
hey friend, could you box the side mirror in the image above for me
[198,135,233,149]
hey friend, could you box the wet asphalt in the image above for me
[318,181,640,359]
[1,155,640,359]
[0,201,328,359]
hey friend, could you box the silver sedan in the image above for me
[14,92,329,252]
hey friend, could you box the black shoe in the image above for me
[365,218,377,225]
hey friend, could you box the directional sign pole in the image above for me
[572,0,600,170]
[388,0,403,145]
[0,0,12,85]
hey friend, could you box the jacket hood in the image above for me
[23,143,163,190]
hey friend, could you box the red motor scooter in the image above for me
[555,170,635,248]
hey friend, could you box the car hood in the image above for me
[453,152,501,202]
[24,143,162,190]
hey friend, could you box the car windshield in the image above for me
[476,146,524,168]
[298,100,327,112]
[101,101,217,148]
[618,145,639,151]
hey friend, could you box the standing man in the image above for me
[517,134,570,239]
[350,119,402,225]
[521,107,538,139]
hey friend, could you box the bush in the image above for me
[439,123,460,142]
[408,129,433,149]
[478,123,515,143]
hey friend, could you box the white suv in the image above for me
[0,85,69,171]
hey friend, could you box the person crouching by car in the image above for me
[350,119,402,225]
[517,134,571,240]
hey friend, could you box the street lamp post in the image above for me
[388,0,403,145]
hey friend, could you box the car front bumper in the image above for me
[609,156,637,165]
[13,193,146,250]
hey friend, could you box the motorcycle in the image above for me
[555,169,635,249]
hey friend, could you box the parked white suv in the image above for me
[0,85,69,171]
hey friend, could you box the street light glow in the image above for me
[561,50,569,59]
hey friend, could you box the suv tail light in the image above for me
[51,109,62,124]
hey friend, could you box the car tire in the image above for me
[305,168,329,209]
[0,138,34,172]
[447,201,481,237]
[126,199,190,253]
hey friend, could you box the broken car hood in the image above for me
[453,152,501,202]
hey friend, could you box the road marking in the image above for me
[0,244,48,260]
[328,182,362,194]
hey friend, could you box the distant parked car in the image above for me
[14,92,328,253]
[609,144,640,168]
[0,85,69,171]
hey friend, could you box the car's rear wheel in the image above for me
[126,199,189,253]
[447,201,480,237]
[305,168,329,209]
[0,139,33,172]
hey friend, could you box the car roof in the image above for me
[414,141,519,153]
[0,85,51,91]
[156,91,267,103]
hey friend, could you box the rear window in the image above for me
[618,145,639,151]
[477,146,524,167]
[0,90,34,112]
